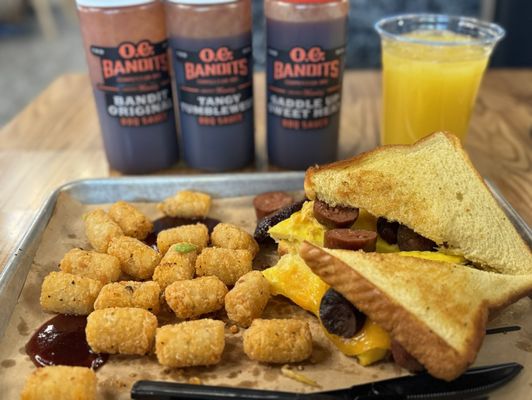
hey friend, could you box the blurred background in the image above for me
[0,0,531,127]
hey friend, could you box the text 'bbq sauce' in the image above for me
[77,0,179,174]
[265,0,348,169]
[166,0,255,171]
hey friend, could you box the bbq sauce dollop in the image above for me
[26,314,107,369]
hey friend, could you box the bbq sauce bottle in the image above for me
[166,0,255,171]
[77,0,179,174]
[265,0,348,170]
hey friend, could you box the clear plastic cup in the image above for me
[375,14,504,145]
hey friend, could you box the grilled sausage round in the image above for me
[313,200,359,228]
[254,200,305,243]
[324,229,377,252]
[377,217,399,244]
[319,288,365,338]
[397,225,436,251]
[253,191,294,220]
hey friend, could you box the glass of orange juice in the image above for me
[375,14,504,145]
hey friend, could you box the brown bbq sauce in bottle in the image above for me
[166,0,255,171]
[77,0,179,174]
[265,0,348,169]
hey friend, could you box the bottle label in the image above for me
[174,45,253,127]
[267,45,345,130]
[90,40,174,127]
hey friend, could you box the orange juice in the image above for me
[381,30,490,145]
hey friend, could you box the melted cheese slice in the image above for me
[263,254,390,366]
[266,201,466,365]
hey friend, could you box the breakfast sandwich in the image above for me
[262,131,532,378]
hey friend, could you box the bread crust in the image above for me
[303,131,532,275]
[304,132,459,199]
[299,242,486,381]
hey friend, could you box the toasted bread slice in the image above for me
[304,132,532,275]
[299,242,532,381]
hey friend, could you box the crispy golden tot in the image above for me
[155,319,225,367]
[195,247,252,286]
[211,223,259,258]
[108,200,153,240]
[165,276,227,319]
[243,319,313,363]
[60,248,121,284]
[20,366,96,400]
[83,209,123,253]
[40,272,102,315]
[153,244,197,289]
[157,224,208,255]
[94,281,161,314]
[225,271,271,327]
[158,190,211,218]
[86,307,157,355]
[107,236,161,280]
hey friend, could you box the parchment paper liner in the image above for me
[1,192,531,398]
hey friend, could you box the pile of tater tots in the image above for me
[22,190,312,399]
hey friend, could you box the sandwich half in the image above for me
[300,242,532,381]
[304,132,531,275]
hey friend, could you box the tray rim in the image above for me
[0,171,305,339]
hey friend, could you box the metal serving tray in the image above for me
[1,172,529,341]
[0,172,305,339]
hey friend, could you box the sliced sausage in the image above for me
[253,192,294,220]
[319,288,365,338]
[324,229,377,252]
[391,340,424,372]
[377,217,399,244]
[397,225,436,252]
[253,200,305,243]
[313,200,359,228]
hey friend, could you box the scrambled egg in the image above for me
[264,201,465,365]
[269,200,465,263]
[269,201,325,246]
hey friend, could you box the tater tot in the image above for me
[108,200,153,240]
[225,271,271,327]
[152,244,197,289]
[164,276,227,319]
[83,209,124,253]
[20,366,96,400]
[243,319,313,363]
[40,272,103,315]
[195,247,252,286]
[59,248,121,284]
[107,236,161,280]
[155,319,225,367]
[94,281,161,314]
[158,190,212,218]
[157,223,209,255]
[86,307,157,355]
[211,223,259,258]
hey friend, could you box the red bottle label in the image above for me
[90,40,173,127]
[267,45,345,130]
[174,44,253,127]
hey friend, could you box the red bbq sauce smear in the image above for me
[26,314,107,369]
